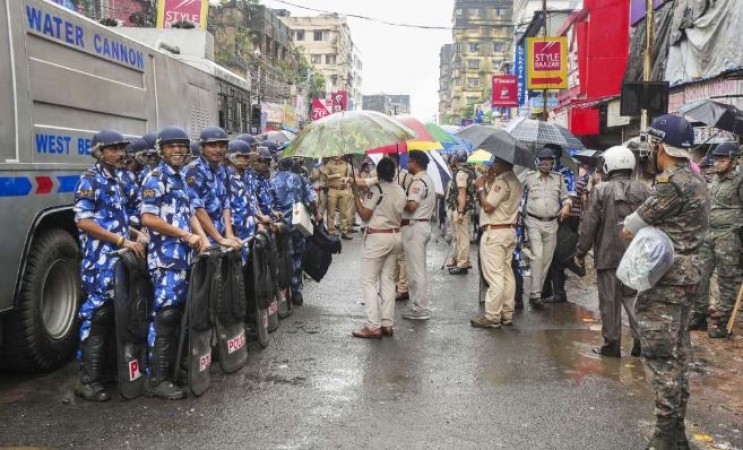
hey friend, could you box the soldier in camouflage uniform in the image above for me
[622,115,709,450]
[690,142,743,337]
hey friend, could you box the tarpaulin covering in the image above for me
[665,0,743,86]
[624,1,675,83]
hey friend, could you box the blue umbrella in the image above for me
[441,134,474,155]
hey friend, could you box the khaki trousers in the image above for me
[402,222,431,313]
[315,189,327,219]
[327,188,352,233]
[449,212,471,267]
[394,247,408,294]
[361,233,402,329]
[480,228,517,322]
[525,216,558,298]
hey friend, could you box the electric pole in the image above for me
[641,0,654,131]
[542,0,548,121]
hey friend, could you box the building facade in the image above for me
[280,14,360,99]
[438,44,454,122]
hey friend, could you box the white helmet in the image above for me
[602,146,635,174]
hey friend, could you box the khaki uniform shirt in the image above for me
[364,180,406,229]
[322,160,353,190]
[523,170,571,218]
[310,167,327,190]
[480,170,522,227]
[404,171,436,220]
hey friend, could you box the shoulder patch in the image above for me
[78,188,95,199]
[151,169,161,177]
[142,188,156,198]
[657,175,670,183]
[186,176,197,185]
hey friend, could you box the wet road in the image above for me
[1,229,741,449]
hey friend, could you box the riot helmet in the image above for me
[536,146,557,173]
[199,127,228,166]
[602,146,636,175]
[156,126,191,169]
[91,129,129,169]
[711,141,741,175]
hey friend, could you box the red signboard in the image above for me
[311,99,330,121]
[157,0,208,29]
[527,37,568,89]
[331,91,348,112]
[491,75,518,107]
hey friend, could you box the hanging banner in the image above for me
[311,99,330,121]
[514,35,527,107]
[331,91,348,112]
[527,37,568,90]
[157,0,208,29]
[492,75,519,107]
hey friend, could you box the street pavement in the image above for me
[0,226,741,449]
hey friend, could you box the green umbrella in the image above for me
[424,122,457,144]
[282,111,415,158]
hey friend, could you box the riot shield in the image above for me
[262,231,280,332]
[246,235,270,349]
[214,250,249,373]
[112,251,151,399]
[274,227,294,319]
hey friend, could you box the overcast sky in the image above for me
[262,0,454,121]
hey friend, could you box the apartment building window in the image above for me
[295,30,305,41]
[467,59,480,70]
[325,54,337,65]
[493,42,506,53]
[455,8,463,16]
[314,30,329,41]
[494,7,505,18]
[311,54,322,65]
[468,42,480,53]
[467,78,480,88]
[469,8,480,17]
[453,77,461,86]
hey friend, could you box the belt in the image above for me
[482,224,515,231]
[401,219,430,226]
[527,213,557,222]
[366,228,400,235]
[329,184,348,190]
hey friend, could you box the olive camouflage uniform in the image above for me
[631,163,709,422]
[691,170,743,330]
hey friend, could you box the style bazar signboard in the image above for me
[527,37,568,90]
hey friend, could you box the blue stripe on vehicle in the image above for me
[0,177,33,197]
[57,175,79,193]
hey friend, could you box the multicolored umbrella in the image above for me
[259,130,296,145]
[466,149,494,165]
[282,111,415,158]
[395,116,444,151]
[366,139,443,155]
[424,122,457,145]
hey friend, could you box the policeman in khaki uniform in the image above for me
[400,151,437,320]
[351,157,406,338]
[470,157,522,328]
[522,147,572,308]
[322,156,354,239]
[310,160,328,220]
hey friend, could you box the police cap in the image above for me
[649,115,694,158]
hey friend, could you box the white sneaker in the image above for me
[402,310,431,320]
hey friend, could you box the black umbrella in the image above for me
[573,149,602,167]
[456,125,535,169]
[678,99,743,134]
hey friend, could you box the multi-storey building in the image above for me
[280,13,360,100]
[351,46,364,110]
[512,0,578,29]
[388,95,411,115]
[441,0,514,125]
[438,44,454,124]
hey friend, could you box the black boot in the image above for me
[592,341,621,358]
[529,296,544,310]
[144,335,186,400]
[647,417,678,450]
[75,335,110,402]
[292,291,304,306]
[631,338,642,357]
[675,418,690,450]
[688,313,708,331]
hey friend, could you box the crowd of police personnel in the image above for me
[73,125,323,402]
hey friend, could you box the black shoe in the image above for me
[543,294,567,304]
[448,267,469,275]
[142,379,186,400]
[341,233,353,240]
[647,417,677,450]
[688,314,708,331]
[75,381,110,402]
[631,338,642,357]
[708,326,729,339]
[292,292,304,306]
[592,342,621,358]
[529,297,544,310]
[515,299,524,311]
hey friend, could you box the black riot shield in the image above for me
[274,227,294,318]
[178,251,218,397]
[247,235,270,349]
[112,251,152,399]
[214,251,249,373]
[261,231,280,331]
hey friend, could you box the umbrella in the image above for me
[441,134,474,155]
[456,125,535,169]
[259,130,296,145]
[282,111,415,158]
[506,117,585,152]
[573,149,602,167]
[366,151,450,195]
[366,139,444,155]
[394,116,445,151]
[424,122,457,145]
[678,99,743,134]
[466,149,494,165]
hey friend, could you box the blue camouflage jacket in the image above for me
[555,162,577,197]
[140,161,199,270]
[74,163,129,271]
[116,169,140,227]
[182,156,230,234]
[254,171,274,216]
[271,170,315,219]
[227,166,258,240]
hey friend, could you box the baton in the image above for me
[726,280,743,335]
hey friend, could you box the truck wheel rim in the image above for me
[41,259,78,340]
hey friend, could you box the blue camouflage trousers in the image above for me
[77,268,115,358]
[147,268,189,351]
[636,285,693,420]
[291,229,307,296]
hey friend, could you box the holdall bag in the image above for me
[292,202,314,237]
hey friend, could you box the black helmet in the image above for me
[199,127,229,145]
[92,129,128,152]
[156,126,191,150]
[711,141,741,159]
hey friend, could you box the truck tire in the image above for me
[2,229,81,372]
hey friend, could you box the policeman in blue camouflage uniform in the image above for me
[183,127,241,250]
[140,126,209,400]
[224,139,262,262]
[272,158,321,305]
[74,129,146,401]
[690,141,743,337]
[541,144,577,304]
[622,115,709,449]
[117,143,142,229]
[253,146,279,223]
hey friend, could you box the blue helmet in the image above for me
[234,133,259,148]
[228,139,251,155]
[156,126,190,150]
[190,141,201,157]
[711,141,741,159]
[649,114,694,158]
[199,127,229,145]
[257,147,273,161]
[125,137,149,155]
[92,129,128,152]
[142,132,157,150]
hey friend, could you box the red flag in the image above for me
[311,99,330,121]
